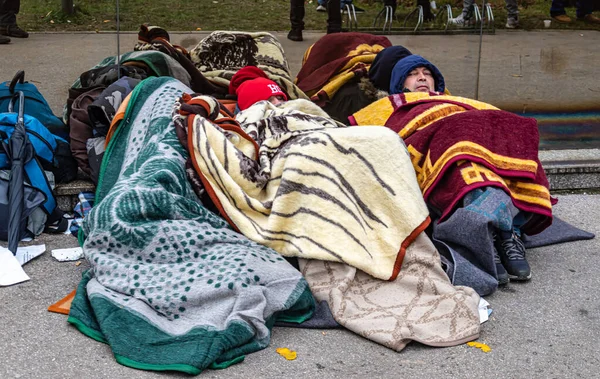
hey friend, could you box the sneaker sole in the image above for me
[508,272,532,281]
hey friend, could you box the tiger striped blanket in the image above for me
[351,92,553,235]
[190,31,307,100]
[178,96,430,281]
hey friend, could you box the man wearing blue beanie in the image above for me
[389,55,445,94]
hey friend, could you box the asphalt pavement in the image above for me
[0,30,599,378]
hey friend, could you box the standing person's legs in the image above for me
[460,0,475,18]
[505,0,518,20]
[550,0,567,17]
[504,0,519,27]
[327,0,342,33]
[576,0,600,22]
[0,0,18,26]
[0,0,28,38]
[288,0,305,41]
[576,0,593,18]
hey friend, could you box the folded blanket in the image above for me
[179,95,430,281]
[189,31,307,100]
[299,233,481,350]
[351,93,553,235]
[295,33,391,105]
[68,77,315,375]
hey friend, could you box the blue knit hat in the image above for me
[389,55,445,94]
[369,45,413,93]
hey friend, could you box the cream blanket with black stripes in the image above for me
[182,97,429,281]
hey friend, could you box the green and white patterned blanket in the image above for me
[68,77,315,375]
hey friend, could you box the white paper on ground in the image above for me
[0,248,30,286]
[478,298,492,324]
[12,244,46,266]
[51,247,84,262]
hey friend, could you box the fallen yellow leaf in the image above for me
[196,27,202,31]
[276,347,297,360]
[103,19,111,23]
[467,341,491,353]
[75,261,82,266]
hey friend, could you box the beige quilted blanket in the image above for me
[299,233,481,350]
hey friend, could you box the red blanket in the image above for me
[354,93,553,235]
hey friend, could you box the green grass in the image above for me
[16,0,600,32]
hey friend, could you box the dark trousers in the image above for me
[550,0,594,18]
[290,0,341,32]
[0,0,19,26]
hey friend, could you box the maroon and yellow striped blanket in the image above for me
[351,92,553,235]
[295,33,391,106]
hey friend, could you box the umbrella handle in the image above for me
[7,91,25,125]
[8,71,25,94]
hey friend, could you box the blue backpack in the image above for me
[0,71,68,140]
[0,91,69,250]
[0,93,62,216]
[0,71,77,183]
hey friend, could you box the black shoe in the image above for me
[495,231,531,281]
[0,24,29,38]
[0,34,10,44]
[493,246,510,285]
[287,29,303,42]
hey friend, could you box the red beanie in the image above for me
[236,77,288,111]
[229,66,269,95]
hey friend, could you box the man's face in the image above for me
[403,66,435,93]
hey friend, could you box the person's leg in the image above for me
[504,0,519,28]
[576,0,594,18]
[505,0,518,20]
[288,0,305,41]
[327,0,342,33]
[0,0,28,38]
[0,0,18,26]
[461,0,475,18]
[550,0,567,17]
[417,0,433,21]
[450,0,473,24]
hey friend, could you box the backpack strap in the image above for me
[23,157,56,215]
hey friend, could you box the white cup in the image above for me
[544,19,551,28]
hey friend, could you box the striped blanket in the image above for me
[179,95,430,281]
[68,77,315,374]
[351,92,553,235]
[295,32,391,106]
[190,31,307,100]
